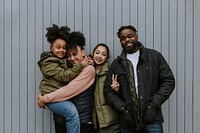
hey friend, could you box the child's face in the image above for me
[50,39,66,59]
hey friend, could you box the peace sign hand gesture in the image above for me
[111,74,120,92]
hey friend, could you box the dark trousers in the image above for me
[54,113,66,133]
[54,113,95,133]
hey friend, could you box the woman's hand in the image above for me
[37,94,46,108]
[111,74,120,92]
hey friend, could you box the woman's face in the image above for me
[50,38,66,59]
[67,46,85,65]
[93,45,108,65]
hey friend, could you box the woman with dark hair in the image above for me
[92,43,120,133]
[38,31,96,133]
[37,25,89,133]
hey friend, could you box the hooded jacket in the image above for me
[38,51,84,95]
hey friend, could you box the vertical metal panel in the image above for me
[194,0,200,132]
[122,0,130,25]
[82,0,91,54]
[0,0,3,128]
[19,0,28,132]
[0,0,4,132]
[58,0,67,25]
[146,0,154,48]
[74,0,83,30]
[160,0,170,132]
[105,0,115,62]
[154,0,162,51]
[1,0,200,133]
[169,1,178,133]
[185,0,194,132]
[137,0,146,43]
[177,0,186,132]
[130,0,138,28]
[66,0,75,30]
[27,0,36,133]
[43,0,51,51]
[4,0,12,133]
[98,0,106,43]
[113,0,122,60]
[90,0,98,50]
[51,0,59,24]
[11,0,20,132]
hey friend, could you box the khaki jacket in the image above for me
[38,52,84,95]
[93,62,120,129]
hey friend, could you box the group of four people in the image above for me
[37,24,175,133]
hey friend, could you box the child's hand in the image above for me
[86,55,94,65]
[37,95,46,108]
[81,56,94,67]
[87,59,94,65]
[111,74,120,92]
[81,56,89,67]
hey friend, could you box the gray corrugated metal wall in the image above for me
[0,0,200,133]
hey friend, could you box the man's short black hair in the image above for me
[117,25,137,38]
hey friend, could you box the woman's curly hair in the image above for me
[69,31,86,47]
[45,24,71,44]
[67,31,86,53]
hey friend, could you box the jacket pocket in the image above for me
[143,102,158,123]
[120,106,137,128]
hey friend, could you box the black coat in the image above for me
[104,42,175,129]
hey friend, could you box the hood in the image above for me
[37,51,53,68]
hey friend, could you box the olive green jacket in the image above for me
[38,52,84,95]
[93,62,120,128]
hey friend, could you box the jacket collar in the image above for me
[98,62,109,75]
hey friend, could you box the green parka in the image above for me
[93,62,120,129]
[38,52,84,95]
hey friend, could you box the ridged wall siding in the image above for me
[0,0,200,133]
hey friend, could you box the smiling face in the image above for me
[50,38,67,59]
[67,46,85,65]
[93,45,109,65]
[119,29,139,53]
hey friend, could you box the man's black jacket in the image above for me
[104,42,175,129]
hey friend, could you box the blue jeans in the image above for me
[143,123,163,133]
[47,101,80,133]
[121,123,163,133]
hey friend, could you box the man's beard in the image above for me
[122,40,139,54]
